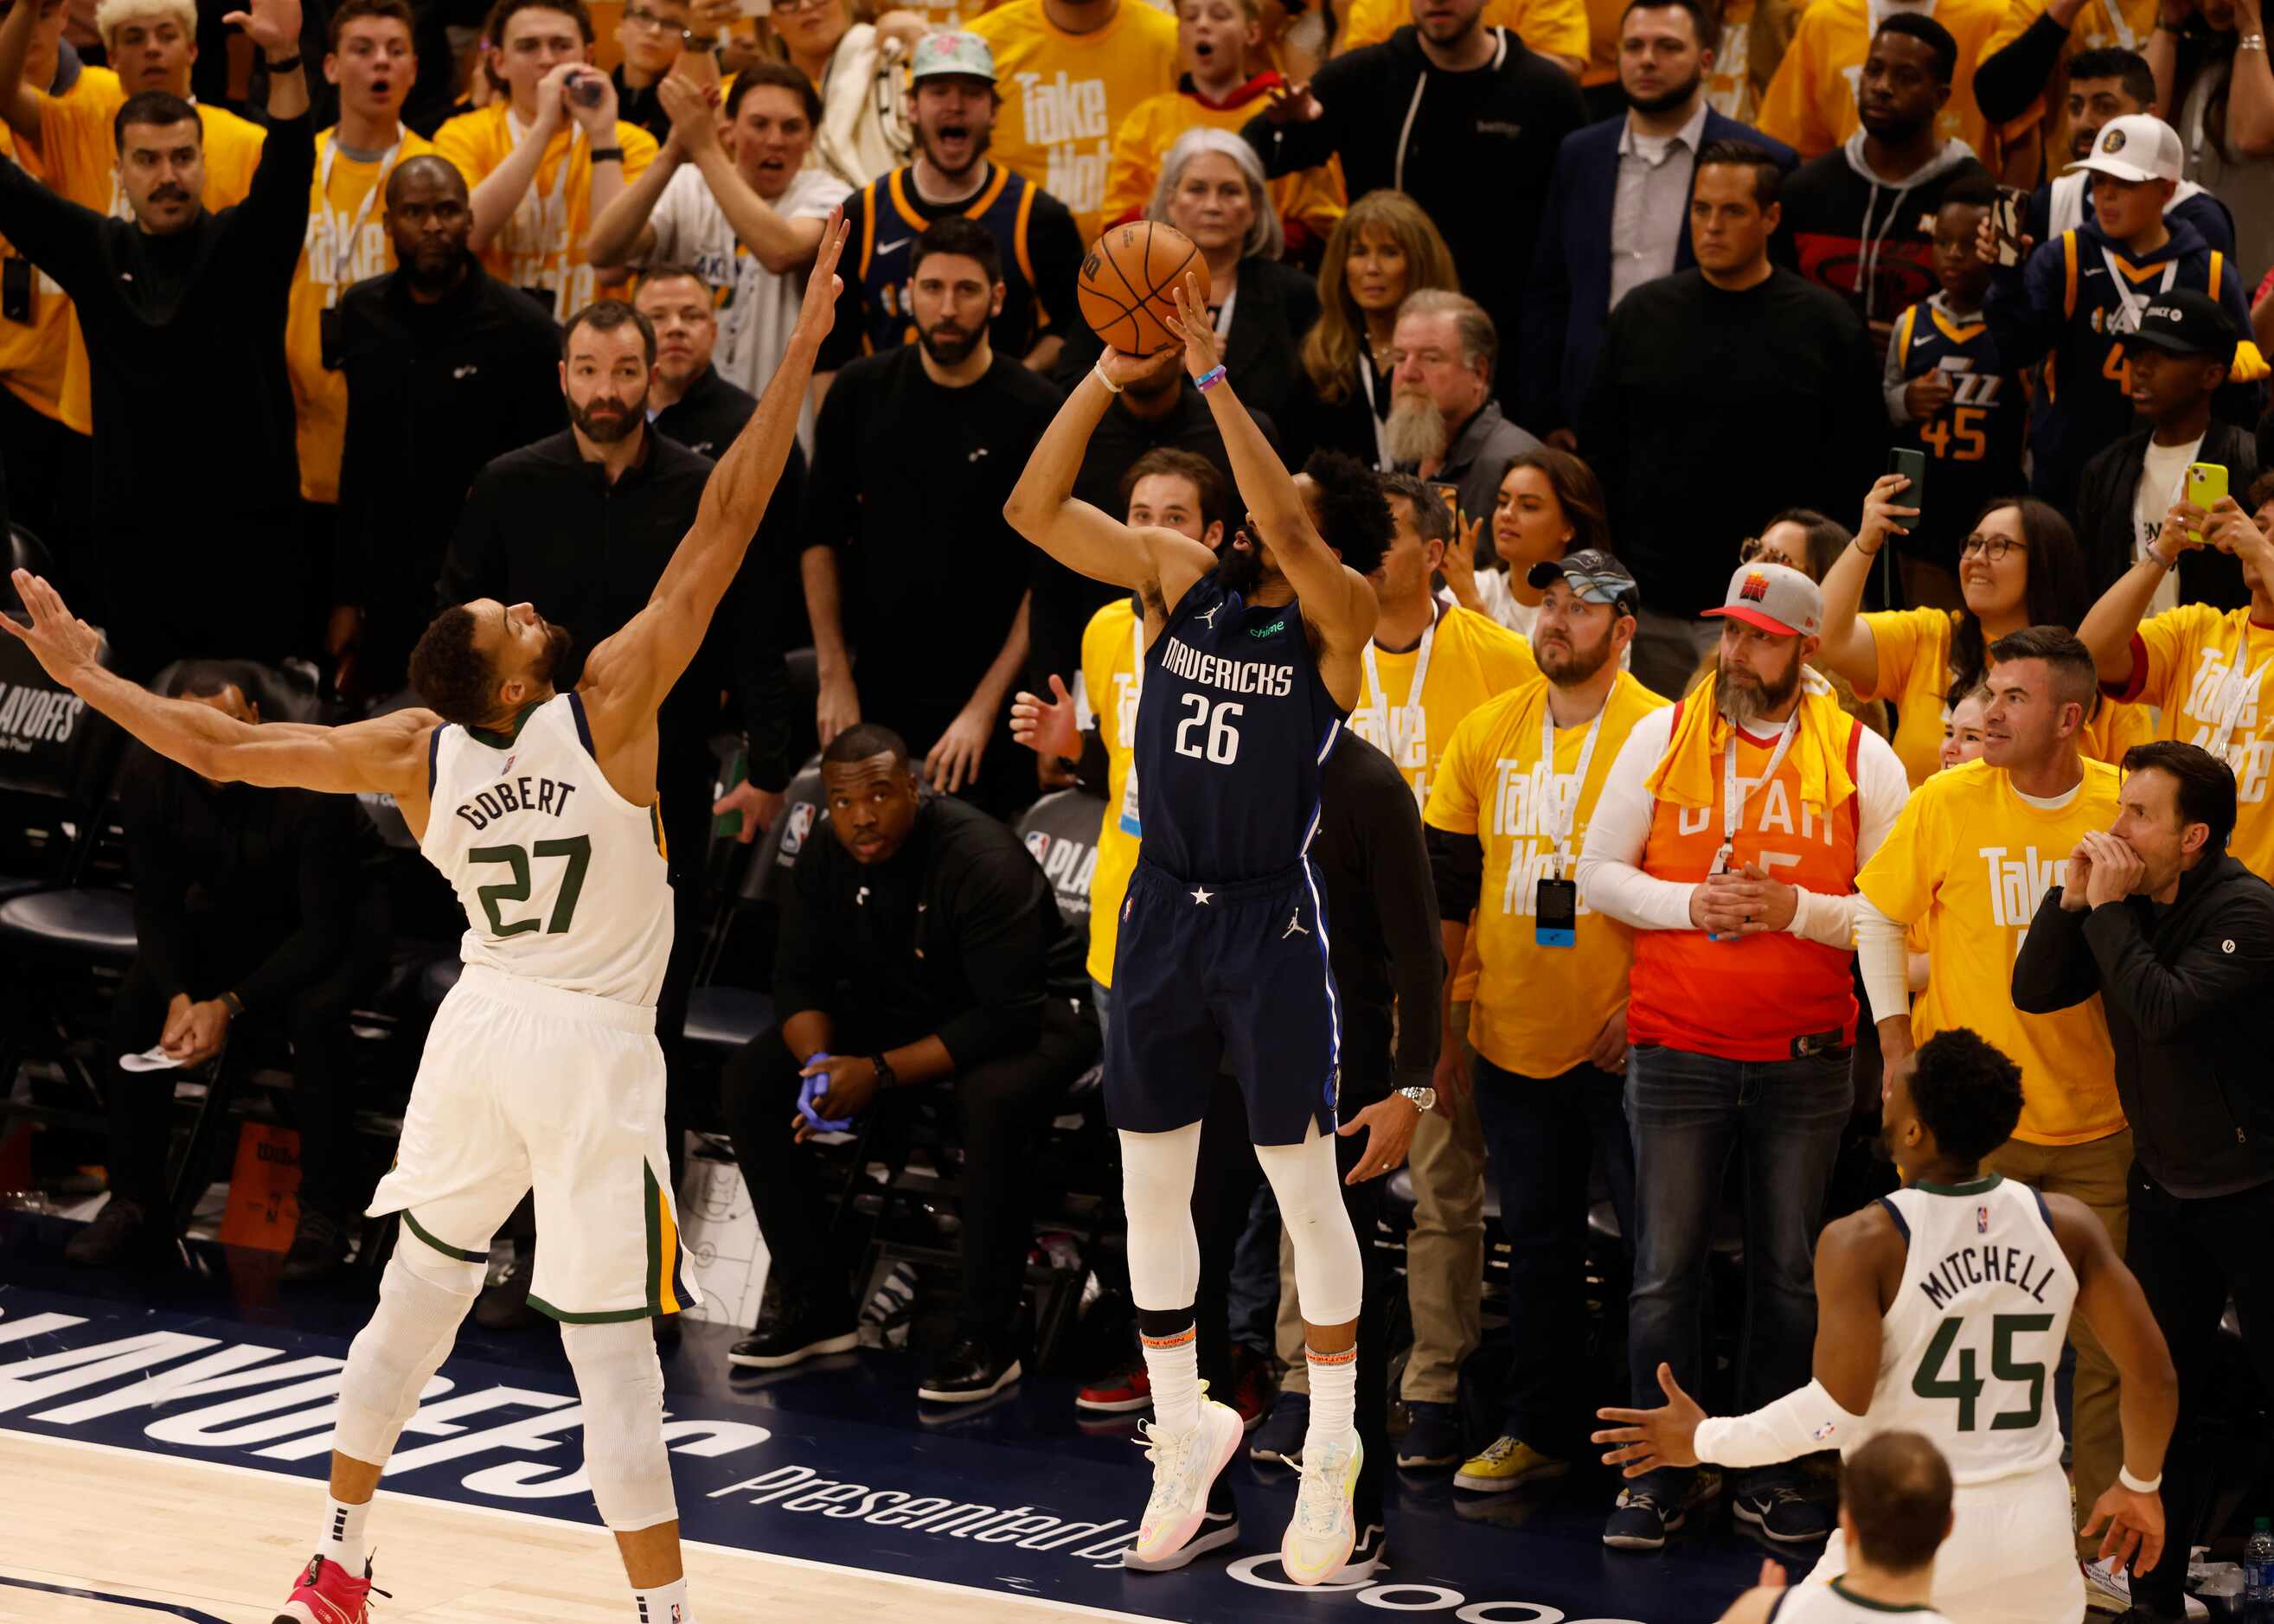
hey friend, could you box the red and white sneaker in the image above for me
[1077,1365,1151,1413]
[275,1553,386,1623]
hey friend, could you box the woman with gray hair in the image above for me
[1137,126,1318,437]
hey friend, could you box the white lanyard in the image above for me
[320,131,405,288]
[2105,0,2140,54]
[505,109,581,262]
[1118,615,1145,834]
[2101,246,2178,335]
[1210,282,1237,337]
[2203,644,2272,757]
[1361,614,1438,768]
[1720,713,1800,854]
[1357,350,1392,470]
[1538,693,1609,878]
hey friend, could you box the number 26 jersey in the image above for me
[1134,572,1348,884]
[420,691,674,1007]
[1868,1174,2078,1487]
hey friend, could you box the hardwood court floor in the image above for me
[0,1432,1147,1624]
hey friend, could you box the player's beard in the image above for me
[1382,390,1450,468]
[1715,643,1803,727]
[568,391,641,444]
[536,617,576,685]
[1538,622,1614,686]
[919,119,991,182]
[1626,65,1703,117]
[918,315,983,366]
[1214,530,1266,598]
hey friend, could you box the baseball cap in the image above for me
[1524,547,1641,615]
[2121,287,2238,356]
[1703,560,1822,638]
[2065,113,2183,184]
[909,30,996,83]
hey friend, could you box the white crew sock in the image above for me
[633,1577,694,1622]
[1304,1344,1357,1449]
[1140,1322,1201,1437]
[316,1494,371,1572]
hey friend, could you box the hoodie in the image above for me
[1777,132,1985,326]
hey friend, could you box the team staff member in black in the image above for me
[634,264,759,458]
[66,663,388,1281]
[0,0,313,678]
[721,723,1099,1403]
[332,155,566,701]
[2013,740,2274,1621]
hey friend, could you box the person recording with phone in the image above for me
[2078,471,2274,880]
[2075,288,2258,608]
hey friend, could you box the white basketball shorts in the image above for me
[368,963,701,1322]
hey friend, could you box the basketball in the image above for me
[1078,222,1212,357]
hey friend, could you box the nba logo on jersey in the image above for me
[783,802,817,856]
[1025,831,1052,861]
[1812,1420,1838,1442]
[1977,1205,1990,1233]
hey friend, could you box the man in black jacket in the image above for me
[0,0,313,678]
[2013,738,2274,1621]
[634,264,759,459]
[1240,0,1584,403]
[719,723,1099,1403]
[2075,290,2255,606]
[333,155,565,700]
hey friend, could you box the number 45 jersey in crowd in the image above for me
[420,691,673,1007]
[1871,1173,2077,1485]
[1107,572,1351,1148]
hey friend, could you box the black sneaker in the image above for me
[473,1240,536,1332]
[1325,1519,1389,1584]
[1733,1485,1834,1544]
[279,1209,349,1285]
[917,1336,1023,1403]
[63,1196,163,1268]
[727,1292,859,1370]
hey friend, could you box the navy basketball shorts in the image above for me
[1105,855,1342,1146]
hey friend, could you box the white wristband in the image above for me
[2146,540,2181,572]
[2119,1465,2163,1493]
[1092,360,1123,395]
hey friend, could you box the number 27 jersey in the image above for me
[1869,1174,2077,1487]
[420,691,674,1007]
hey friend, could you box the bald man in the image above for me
[330,153,566,699]
[1719,1431,1957,1624]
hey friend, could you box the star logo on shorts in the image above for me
[1191,886,1214,905]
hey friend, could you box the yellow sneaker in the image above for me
[1453,1435,1568,1493]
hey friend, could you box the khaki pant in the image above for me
[1983,1128,2134,1557]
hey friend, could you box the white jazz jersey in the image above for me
[420,692,672,1006]
[1771,1581,1956,1624]
[1867,1175,2078,1487]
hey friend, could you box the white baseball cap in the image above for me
[1702,561,1822,639]
[2065,113,2183,185]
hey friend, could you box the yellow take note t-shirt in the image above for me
[1425,670,1669,1077]
[1755,0,2007,160]
[1080,594,1144,988]
[1856,756,2125,1147]
[2117,603,2274,881]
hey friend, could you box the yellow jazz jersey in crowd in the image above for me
[1079,595,1144,988]
[1755,0,2007,159]
[1855,756,2125,1146]
[2115,603,2274,879]
[1425,671,1669,1077]
[1863,606,2151,788]
[1104,88,1345,246]
[288,126,434,503]
[36,68,266,434]
[431,106,659,322]
[0,126,67,422]
[1337,0,1589,61]
[1982,0,2155,156]
[967,0,1180,247]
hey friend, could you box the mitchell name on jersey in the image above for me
[1917,1234,2061,1311]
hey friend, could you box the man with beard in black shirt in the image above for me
[800,217,1060,821]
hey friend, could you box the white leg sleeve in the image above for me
[1117,1123,1203,1312]
[333,1233,478,1466]
[1254,1122,1362,1327]
[561,1317,677,1533]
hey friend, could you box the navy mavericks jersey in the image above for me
[1134,573,1347,882]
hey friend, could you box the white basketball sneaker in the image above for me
[1131,1393,1245,1570]
[1281,1429,1363,1586]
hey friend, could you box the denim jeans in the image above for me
[1472,1056,1637,1455]
[1624,1042,1851,1502]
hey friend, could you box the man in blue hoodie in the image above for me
[1982,112,2259,513]
[1775,14,1987,363]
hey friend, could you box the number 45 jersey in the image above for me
[1870,1173,2078,1486]
[1888,293,2022,567]
[421,691,673,1007]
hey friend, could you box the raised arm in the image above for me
[0,0,57,147]
[228,0,309,122]
[584,125,682,272]
[2053,1192,2176,1576]
[1816,473,1911,691]
[466,61,578,252]
[663,72,823,274]
[3,570,433,802]
[578,210,849,747]
[1000,352,1216,634]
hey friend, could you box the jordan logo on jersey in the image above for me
[1197,604,1222,630]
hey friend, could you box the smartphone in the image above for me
[1991,185,2029,267]
[2186,463,2229,543]
[569,75,606,108]
[1889,447,1927,515]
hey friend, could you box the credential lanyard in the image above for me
[1118,615,1145,835]
[1357,350,1392,470]
[505,109,580,260]
[320,131,405,288]
[1539,694,1608,879]
[1361,615,1438,773]
[1718,713,1800,863]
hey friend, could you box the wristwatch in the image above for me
[868,1052,898,1090]
[1397,1084,1438,1113]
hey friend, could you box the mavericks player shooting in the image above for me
[3,216,853,1624]
[1594,1029,2176,1624]
[1003,275,1393,1586]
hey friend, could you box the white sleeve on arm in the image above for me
[1694,1379,1870,1469]
[1855,896,1913,1024]
[1786,728,1912,951]
[1576,709,1698,931]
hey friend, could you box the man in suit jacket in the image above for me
[1521,0,1795,438]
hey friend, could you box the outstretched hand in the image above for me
[795,208,851,344]
[1592,1361,1707,1478]
[2082,1480,2164,1575]
[221,0,303,57]
[1163,271,1225,382]
[0,568,103,684]
[1009,672,1080,761]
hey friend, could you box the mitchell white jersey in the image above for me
[1771,1578,1956,1624]
[1865,1173,2078,1487]
[420,691,672,1006]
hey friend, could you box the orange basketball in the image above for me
[1078,222,1213,357]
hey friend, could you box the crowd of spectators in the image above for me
[18,0,2274,1597]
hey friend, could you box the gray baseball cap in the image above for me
[1525,547,1641,614]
